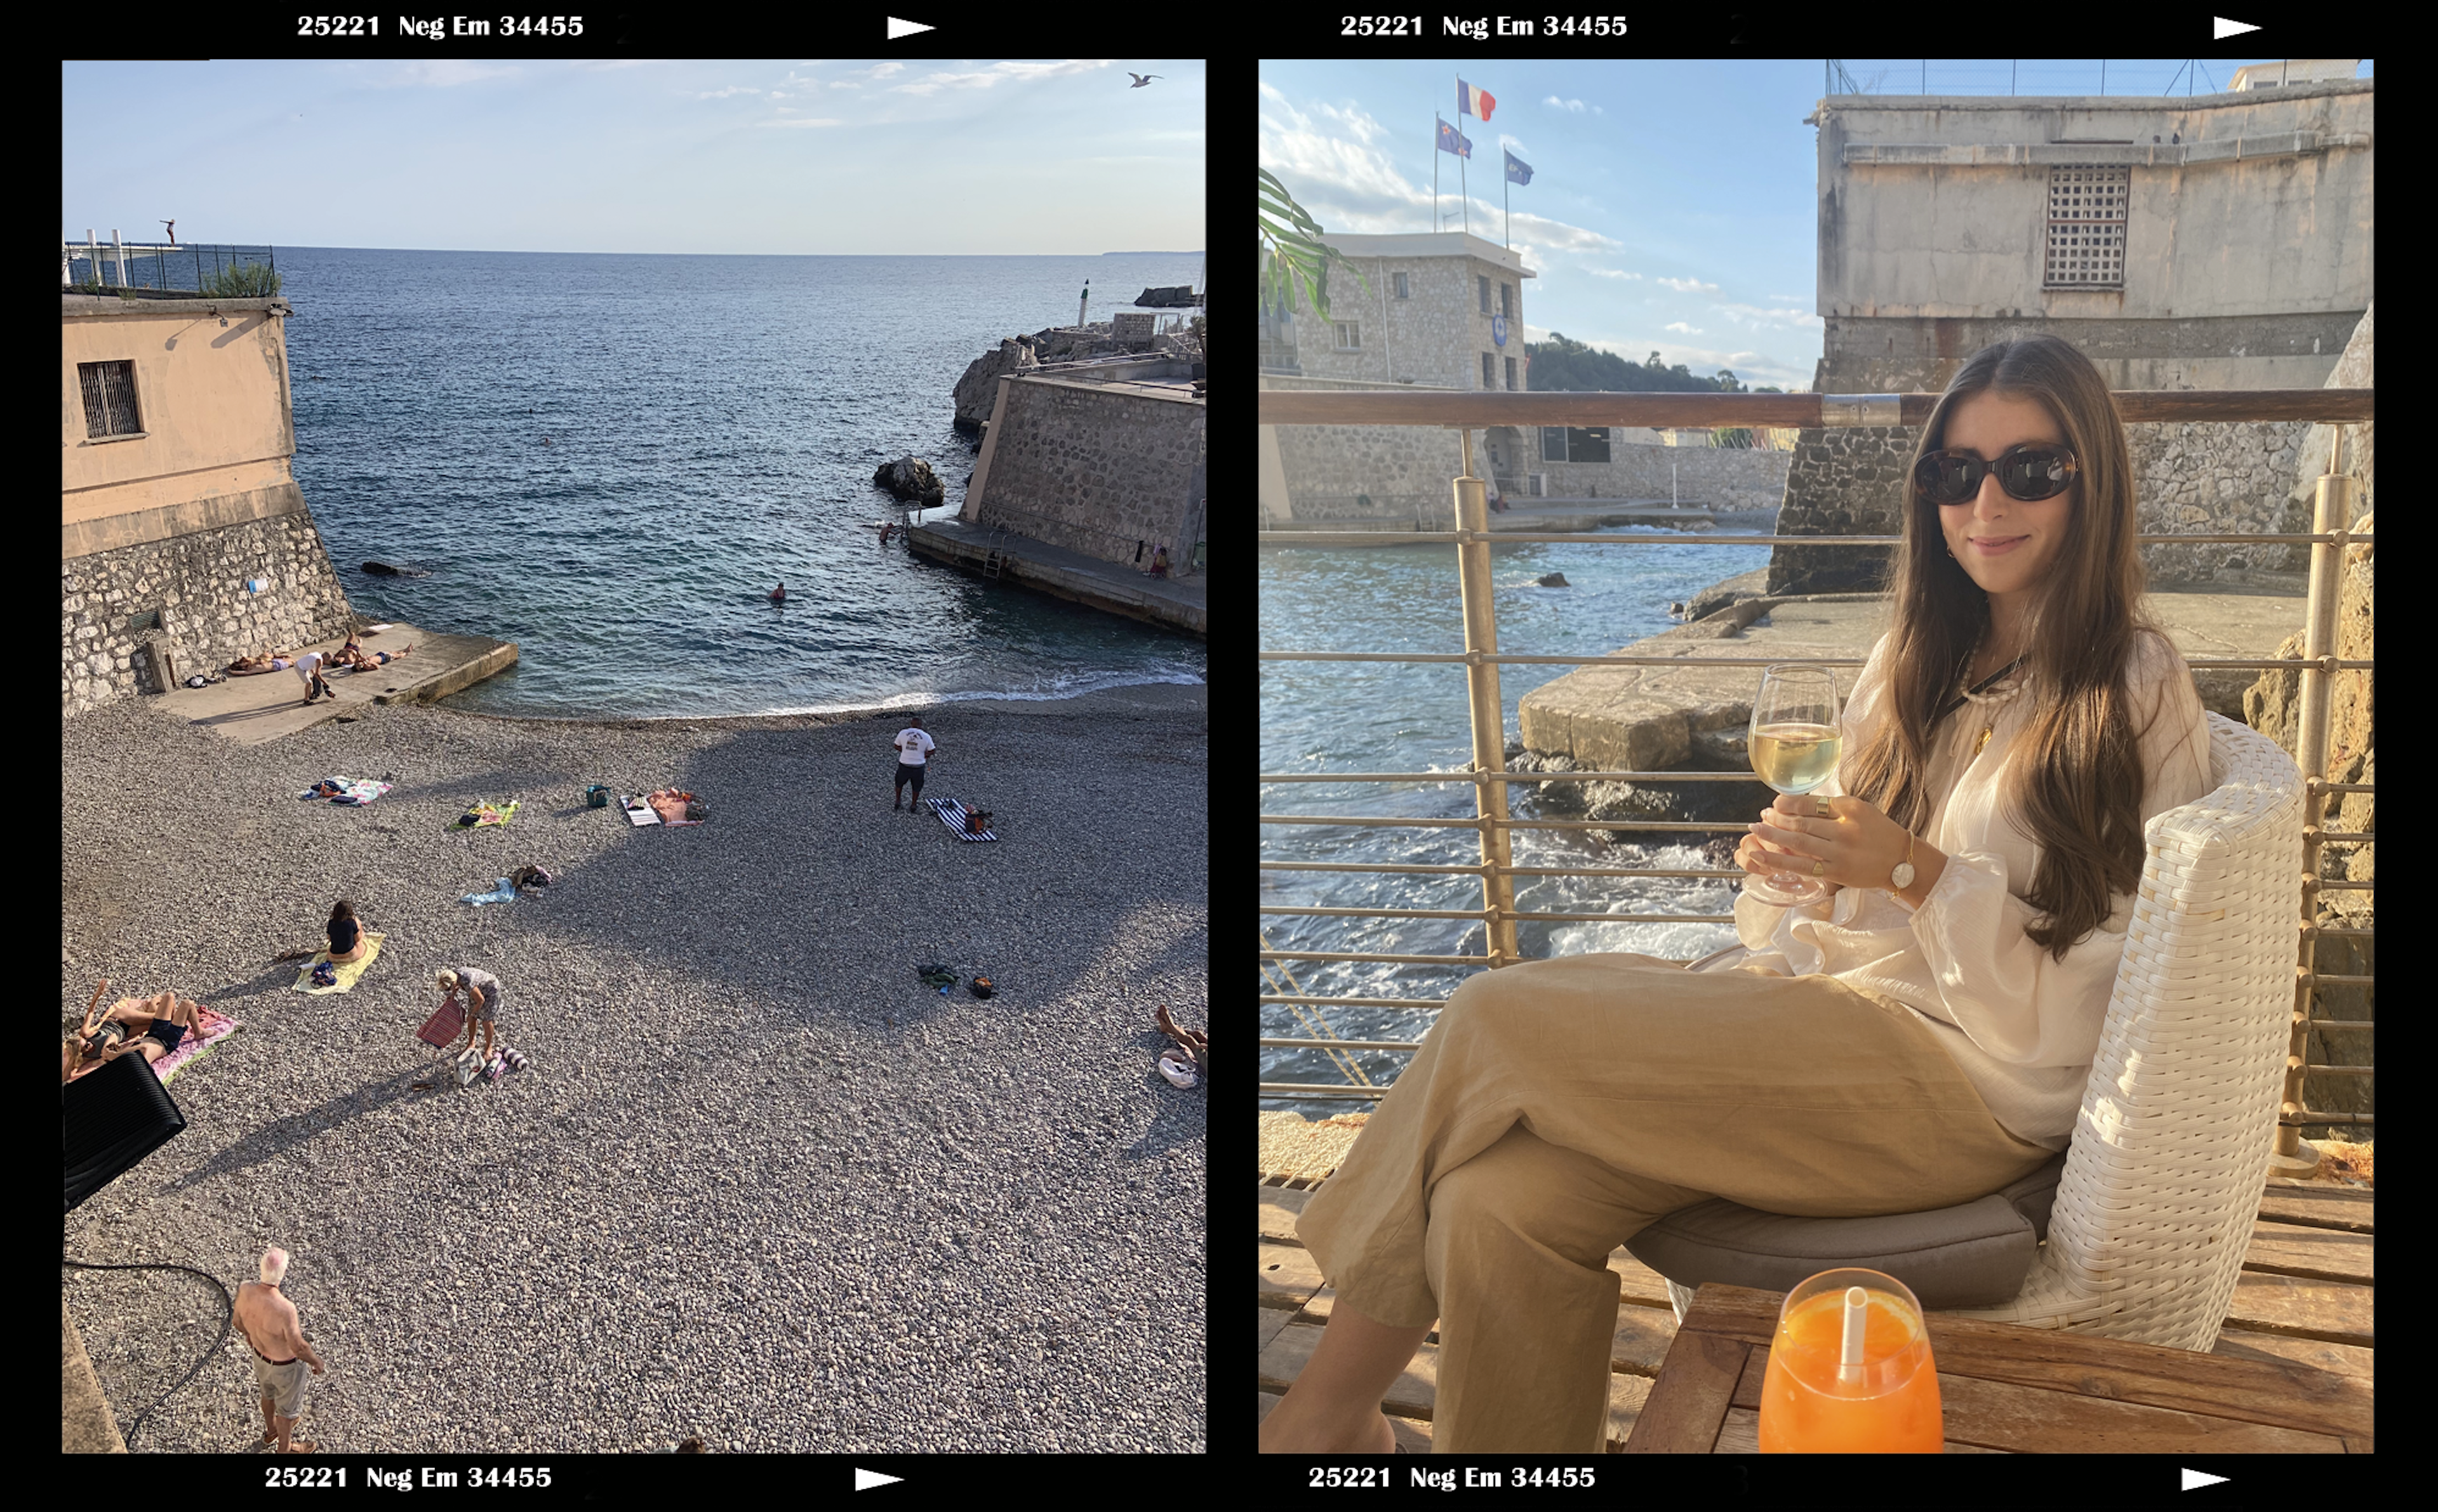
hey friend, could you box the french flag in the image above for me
[1459,79,1495,123]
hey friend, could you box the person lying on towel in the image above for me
[65,991,209,1080]
[227,651,298,675]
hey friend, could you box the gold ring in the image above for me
[1814,858,1825,877]
[1815,797,1832,818]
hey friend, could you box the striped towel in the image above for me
[923,798,998,842]
[293,931,387,993]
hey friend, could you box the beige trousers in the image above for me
[1293,953,2057,1454]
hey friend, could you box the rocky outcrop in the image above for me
[952,337,1040,434]
[872,456,946,507]
[1133,285,1199,307]
[1536,573,1569,588]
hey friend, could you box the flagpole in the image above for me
[1433,114,1440,232]
[1505,164,1510,249]
[1456,75,1467,235]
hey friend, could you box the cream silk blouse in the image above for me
[1726,628,2214,1151]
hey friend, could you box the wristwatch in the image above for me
[1889,829,1917,895]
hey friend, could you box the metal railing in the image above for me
[63,237,277,297]
[1259,387,2373,1162]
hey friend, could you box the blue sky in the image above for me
[1260,58,2371,392]
[63,59,1202,256]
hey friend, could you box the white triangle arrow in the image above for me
[855,1469,905,1490]
[2212,17,2260,38]
[2181,1469,2230,1491]
[886,17,934,37]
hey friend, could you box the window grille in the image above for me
[2045,165,2128,289]
[79,360,141,437]
[1333,321,1361,351]
[1482,352,1496,388]
[1477,275,1491,314]
[1394,271,1409,300]
[1500,283,1512,318]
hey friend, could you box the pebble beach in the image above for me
[62,682,1208,1454]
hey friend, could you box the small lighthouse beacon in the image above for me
[1078,279,1089,329]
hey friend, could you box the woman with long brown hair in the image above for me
[1261,335,2213,1454]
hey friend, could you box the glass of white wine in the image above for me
[1742,665,1843,908]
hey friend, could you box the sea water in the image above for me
[1259,528,1773,1117]
[277,247,1206,717]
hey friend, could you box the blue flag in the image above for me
[1505,149,1534,186]
[1435,117,1472,159]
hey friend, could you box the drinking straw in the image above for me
[1839,1286,1870,1383]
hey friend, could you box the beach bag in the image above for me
[453,1044,485,1088]
[969,976,994,1000]
[685,800,707,821]
[585,785,610,809]
[965,809,994,835]
[310,961,338,988]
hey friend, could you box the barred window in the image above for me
[2044,166,2128,289]
[1500,282,1512,318]
[1333,321,1361,351]
[1393,271,1409,299]
[79,360,142,437]
[1478,274,1491,314]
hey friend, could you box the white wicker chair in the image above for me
[1655,712,2305,1350]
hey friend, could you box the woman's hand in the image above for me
[1741,792,1919,894]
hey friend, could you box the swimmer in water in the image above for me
[770,581,787,604]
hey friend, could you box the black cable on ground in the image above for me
[62,1256,234,1450]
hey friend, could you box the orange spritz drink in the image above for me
[1756,1269,1943,1453]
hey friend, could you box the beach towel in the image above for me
[623,797,660,826]
[924,797,999,842]
[460,878,519,906]
[646,789,702,826]
[292,931,387,993]
[298,776,392,806]
[450,800,520,830]
[416,998,466,1051]
[67,1007,239,1087]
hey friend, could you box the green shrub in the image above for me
[201,261,282,298]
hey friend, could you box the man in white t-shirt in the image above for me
[293,649,334,705]
[891,717,938,812]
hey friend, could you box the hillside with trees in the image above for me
[1524,332,1783,395]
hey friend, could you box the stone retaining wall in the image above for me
[63,500,356,715]
[975,378,1204,569]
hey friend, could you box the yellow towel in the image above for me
[293,931,387,994]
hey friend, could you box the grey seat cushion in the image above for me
[1623,1153,2067,1311]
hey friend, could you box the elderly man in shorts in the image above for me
[234,1246,327,1452]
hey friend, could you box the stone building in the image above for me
[63,289,355,714]
[1771,66,2371,594]
[962,357,1205,574]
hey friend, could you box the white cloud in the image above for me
[1583,267,1642,280]
[891,58,1111,96]
[1655,275,1721,293]
[760,117,846,128]
[694,85,761,98]
[366,60,521,88]
[1717,302,1825,329]
[1665,322,1704,334]
[1545,95,1587,112]
[867,62,907,79]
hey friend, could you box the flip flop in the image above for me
[1157,1052,1199,1088]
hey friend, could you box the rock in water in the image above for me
[361,561,429,578]
[872,456,946,507]
[1537,573,1570,588]
[952,337,1039,434]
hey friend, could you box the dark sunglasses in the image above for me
[1914,444,2078,505]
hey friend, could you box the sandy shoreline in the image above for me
[62,681,1206,1453]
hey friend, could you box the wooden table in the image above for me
[1625,1283,2373,1454]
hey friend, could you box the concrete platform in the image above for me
[1517,582,2313,777]
[154,622,518,747]
[63,1297,126,1453]
[1265,500,1718,535]
[907,517,1206,638]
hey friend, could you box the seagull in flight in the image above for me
[1127,73,1161,88]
